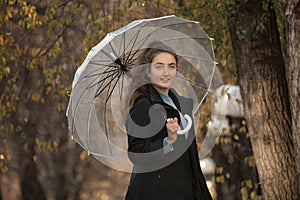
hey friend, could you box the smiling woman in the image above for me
[149,52,177,95]
[124,41,212,200]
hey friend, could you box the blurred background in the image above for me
[2,0,289,199]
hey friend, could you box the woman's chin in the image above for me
[153,84,169,94]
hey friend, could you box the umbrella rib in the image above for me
[118,74,125,101]
[179,54,214,63]
[193,91,209,117]
[124,30,153,67]
[124,21,213,66]
[89,61,119,68]
[86,94,94,155]
[207,40,217,89]
[69,16,216,159]
[104,71,122,103]
[123,28,143,68]
[159,37,215,61]
[127,34,151,64]
[69,68,119,148]
[94,70,120,97]
[75,68,120,99]
[97,68,122,96]
[114,20,208,72]
[128,21,201,49]
[103,101,114,157]
[84,67,119,80]
[120,26,167,66]
[176,74,208,91]
[95,70,122,156]
[121,22,156,69]
[74,63,118,86]
[108,42,119,60]
[84,69,118,88]
[70,85,94,151]
[102,71,123,157]
[101,49,116,62]
[101,43,130,73]
[121,31,126,61]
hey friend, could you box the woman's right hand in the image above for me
[166,117,181,144]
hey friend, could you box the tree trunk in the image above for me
[284,0,300,196]
[228,1,297,199]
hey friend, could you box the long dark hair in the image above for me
[127,41,178,109]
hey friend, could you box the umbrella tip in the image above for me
[66,90,71,97]
[209,37,214,41]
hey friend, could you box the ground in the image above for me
[80,158,130,200]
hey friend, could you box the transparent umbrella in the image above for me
[66,15,222,172]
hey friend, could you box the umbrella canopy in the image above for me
[66,15,223,172]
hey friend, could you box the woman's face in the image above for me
[148,52,177,95]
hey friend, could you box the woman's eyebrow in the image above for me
[153,62,176,65]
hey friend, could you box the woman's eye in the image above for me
[155,65,164,69]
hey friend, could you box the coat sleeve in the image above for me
[125,98,168,165]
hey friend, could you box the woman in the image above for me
[125,41,212,200]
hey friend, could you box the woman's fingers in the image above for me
[166,117,181,133]
[166,117,180,144]
[167,117,177,124]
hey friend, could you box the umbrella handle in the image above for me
[177,114,192,135]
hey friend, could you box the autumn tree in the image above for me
[178,0,299,199]
[0,0,133,199]
[284,0,300,196]
[0,0,176,199]
[226,0,299,199]
[1,0,298,199]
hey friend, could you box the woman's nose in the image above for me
[163,66,169,75]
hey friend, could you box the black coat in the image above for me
[125,85,212,200]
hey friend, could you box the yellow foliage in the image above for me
[245,180,253,188]
[225,172,231,179]
[46,86,53,95]
[224,137,231,144]
[100,193,109,200]
[220,59,227,66]
[215,166,223,174]
[36,139,59,152]
[23,143,29,151]
[239,126,247,133]
[80,150,88,160]
[33,155,37,161]
[0,160,8,173]
[7,0,17,5]
[18,20,25,29]
[31,92,41,102]
[6,153,12,161]
[0,36,4,46]
[250,191,263,200]
[240,186,248,200]
[3,67,11,76]
[215,175,225,183]
[244,155,256,167]
[6,8,13,19]
[246,132,250,138]
[215,137,220,145]
[233,133,239,140]
[23,116,29,123]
